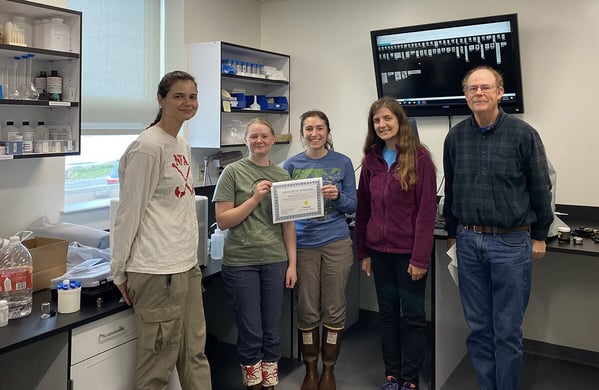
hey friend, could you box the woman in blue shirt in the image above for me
[282,110,356,390]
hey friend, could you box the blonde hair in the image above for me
[245,117,276,136]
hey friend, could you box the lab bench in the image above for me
[0,264,222,389]
[432,208,599,389]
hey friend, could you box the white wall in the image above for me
[259,0,599,207]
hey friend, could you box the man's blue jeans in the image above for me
[456,226,532,390]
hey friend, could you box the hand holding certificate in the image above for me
[271,178,324,223]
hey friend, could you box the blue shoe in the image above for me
[401,381,418,390]
[381,377,401,390]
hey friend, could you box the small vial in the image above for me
[41,302,51,319]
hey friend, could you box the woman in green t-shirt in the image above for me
[213,118,297,390]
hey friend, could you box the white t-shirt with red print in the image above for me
[111,125,198,286]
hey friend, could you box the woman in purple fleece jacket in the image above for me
[355,97,437,390]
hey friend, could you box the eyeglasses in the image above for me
[465,85,496,94]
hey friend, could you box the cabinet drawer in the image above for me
[71,338,137,390]
[71,309,137,364]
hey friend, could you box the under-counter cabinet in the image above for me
[187,41,290,148]
[0,0,81,159]
[70,308,183,389]
[70,309,137,389]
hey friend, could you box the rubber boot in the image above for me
[299,327,320,390]
[319,326,343,390]
[241,361,263,389]
[261,361,279,389]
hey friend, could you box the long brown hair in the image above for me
[363,96,428,191]
[147,70,197,129]
[299,110,334,150]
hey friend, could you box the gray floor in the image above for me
[207,312,599,389]
[442,351,599,390]
[207,310,431,390]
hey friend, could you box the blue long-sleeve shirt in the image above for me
[443,109,554,241]
[282,150,356,248]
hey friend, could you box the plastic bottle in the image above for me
[13,16,32,47]
[0,234,34,319]
[34,121,49,140]
[44,17,70,52]
[20,121,33,134]
[20,121,34,153]
[3,21,13,45]
[33,20,44,48]
[210,227,225,260]
[3,121,19,140]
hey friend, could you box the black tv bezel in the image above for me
[370,13,525,117]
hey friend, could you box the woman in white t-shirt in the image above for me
[111,71,212,389]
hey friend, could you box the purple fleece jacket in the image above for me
[355,144,437,269]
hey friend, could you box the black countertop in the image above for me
[0,288,129,354]
[0,260,224,355]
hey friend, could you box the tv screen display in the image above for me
[370,14,524,117]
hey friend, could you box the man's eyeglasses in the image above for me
[465,85,496,94]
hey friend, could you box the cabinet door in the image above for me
[70,338,137,390]
[0,0,82,159]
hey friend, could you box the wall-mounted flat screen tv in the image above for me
[370,13,524,117]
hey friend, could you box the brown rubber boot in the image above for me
[319,326,343,390]
[300,327,320,390]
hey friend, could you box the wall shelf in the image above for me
[187,41,290,148]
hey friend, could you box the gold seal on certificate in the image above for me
[271,178,324,223]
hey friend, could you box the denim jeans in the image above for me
[221,261,287,365]
[456,226,532,390]
[371,251,427,384]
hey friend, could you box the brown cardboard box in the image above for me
[23,237,68,292]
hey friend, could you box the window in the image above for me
[64,0,161,212]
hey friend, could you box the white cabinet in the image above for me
[0,0,81,159]
[70,309,137,390]
[187,41,290,148]
[70,308,183,389]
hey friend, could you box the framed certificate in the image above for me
[271,178,324,223]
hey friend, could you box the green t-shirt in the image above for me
[213,158,290,266]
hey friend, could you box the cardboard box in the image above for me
[23,237,68,292]
[275,134,292,143]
